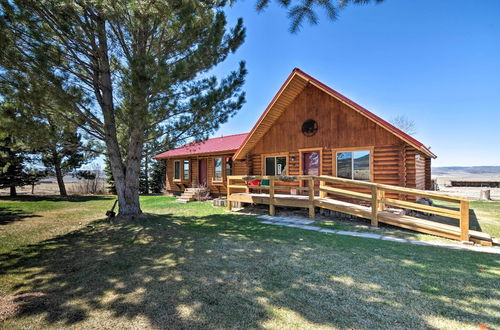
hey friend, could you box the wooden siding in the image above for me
[164,81,433,196]
[425,156,432,190]
[373,145,402,186]
[402,146,426,190]
[244,83,424,190]
[165,154,250,195]
[249,84,402,154]
[415,154,426,190]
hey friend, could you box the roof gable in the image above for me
[233,68,436,160]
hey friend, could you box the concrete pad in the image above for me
[258,215,315,225]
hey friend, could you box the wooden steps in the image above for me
[176,187,209,203]
[228,192,493,246]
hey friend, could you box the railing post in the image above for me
[460,200,470,242]
[269,177,275,216]
[227,177,232,210]
[371,185,379,227]
[319,180,327,198]
[308,177,315,219]
[378,190,385,212]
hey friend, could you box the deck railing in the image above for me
[227,175,470,241]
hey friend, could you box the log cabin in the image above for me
[154,68,437,197]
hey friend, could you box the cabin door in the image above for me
[302,151,320,195]
[198,159,207,187]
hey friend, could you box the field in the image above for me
[0,196,499,329]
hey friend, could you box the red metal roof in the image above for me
[153,133,248,159]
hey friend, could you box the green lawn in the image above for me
[0,195,499,329]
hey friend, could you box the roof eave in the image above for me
[154,149,238,159]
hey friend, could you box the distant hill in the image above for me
[432,166,500,177]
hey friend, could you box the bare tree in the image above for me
[390,115,417,136]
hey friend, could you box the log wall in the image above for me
[164,83,433,196]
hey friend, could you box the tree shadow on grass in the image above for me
[0,212,499,328]
[0,207,40,226]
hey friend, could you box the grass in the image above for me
[0,195,499,329]
[470,201,500,238]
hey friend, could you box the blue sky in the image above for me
[211,0,500,167]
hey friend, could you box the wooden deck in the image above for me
[227,176,493,246]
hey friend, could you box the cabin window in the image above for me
[183,160,190,181]
[174,160,181,180]
[265,156,287,176]
[214,157,223,181]
[226,158,233,176]
[336,150,370,181]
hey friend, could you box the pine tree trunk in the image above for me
[55,165,67,196]
[53,152,67,197]
[145,156,149,195]
[95,17,144,219]
[10,185,17,197]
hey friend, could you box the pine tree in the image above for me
[139,158,149,195]
[1,0,246,219]
[40,122,95,196]
[0,102,46,196]
[150,159,166,194]
[257,0,384,32]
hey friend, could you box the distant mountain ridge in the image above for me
[433,166,500,177]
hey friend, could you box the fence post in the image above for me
[378,190,385,212]
[371,185,379,227]
[269,177,275,216]
[319,180,327,198]
[227,177,232,210]
[308,177,315,218]
[460,200,470,242]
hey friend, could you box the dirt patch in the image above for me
[0,292,48,321]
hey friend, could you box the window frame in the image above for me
[173,160,181,181]
[225,158,233,177]
[183,159,190,181]
[213,156,223,182]
[333,147,374,182]
[263,154,289,176]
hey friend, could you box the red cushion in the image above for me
[248,180,261,186]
